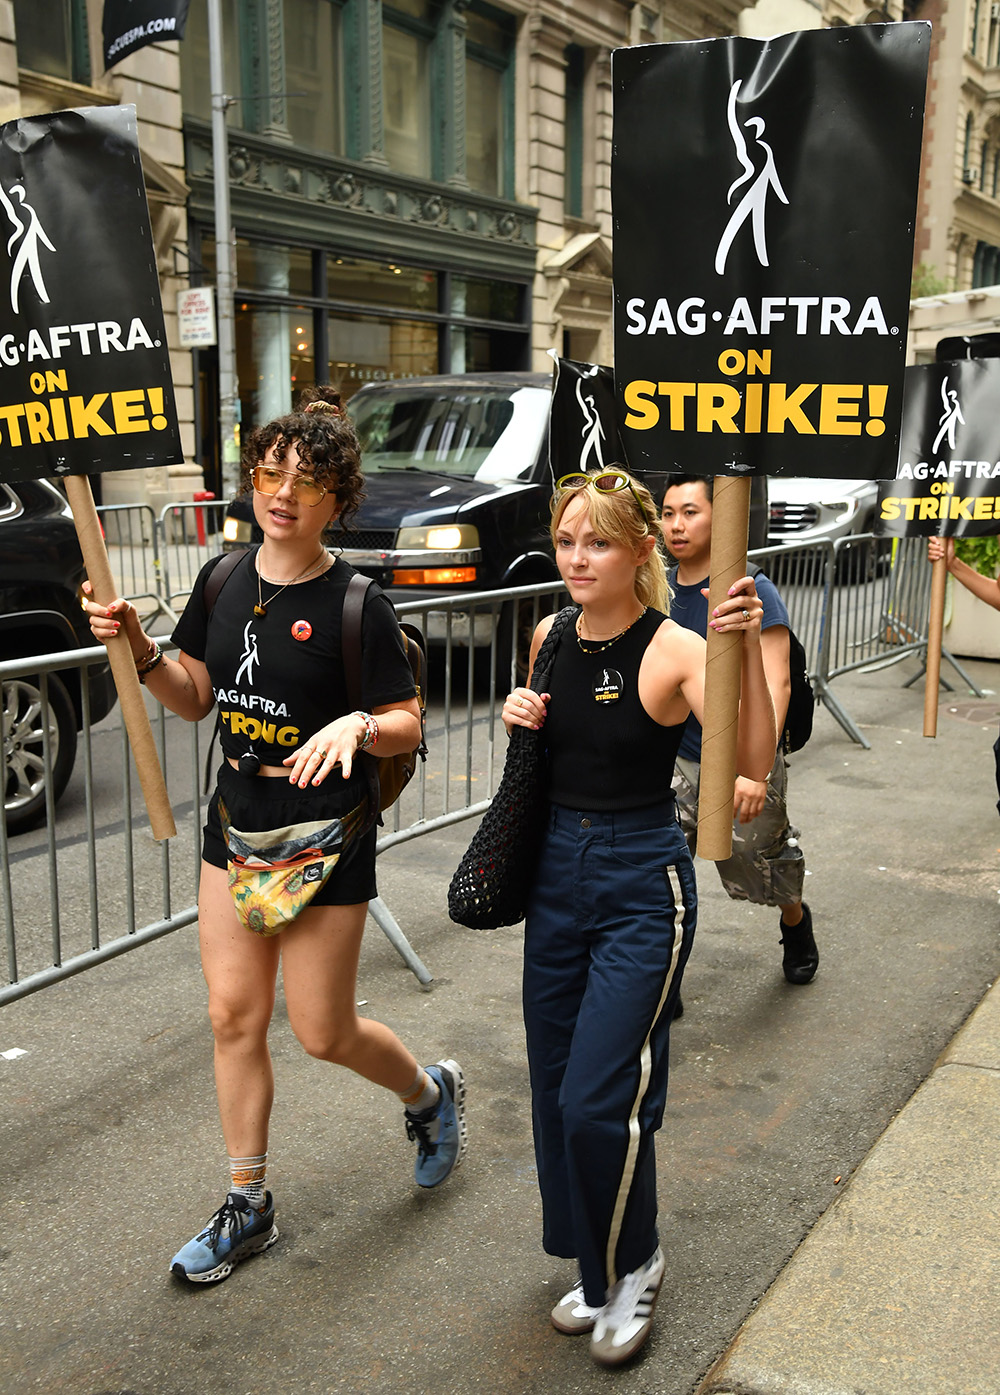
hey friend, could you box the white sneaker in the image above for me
[590,1247,665,1367]
[550,1278,604,1335]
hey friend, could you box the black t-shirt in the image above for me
[172,551,416,767]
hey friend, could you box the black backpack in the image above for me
[202,551,428,814]
[746,563,814,753]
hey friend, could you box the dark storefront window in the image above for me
[237,241,314,298]
[327,256,438,312]
[192,232,530,460]
[453,275,524,324]
[284,0,344,155]
[328,313,439,397]
[236,302,317,426]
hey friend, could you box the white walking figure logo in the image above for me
[575,373,606,473]
[931,378,964,453]
[234,621,260,687]
[714,80,788,277]
[0,182,55,314]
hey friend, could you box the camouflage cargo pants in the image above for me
[671,751,805,907]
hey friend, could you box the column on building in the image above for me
[522,9,573,369]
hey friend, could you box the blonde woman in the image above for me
[502,468,775,1366]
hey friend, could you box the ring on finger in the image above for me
[516,696,525,707]
[741,608,750,623]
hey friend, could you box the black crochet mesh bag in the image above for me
[447,606,577,930]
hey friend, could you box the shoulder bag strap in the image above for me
[528,604,578,693]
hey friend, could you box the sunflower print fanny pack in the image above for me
[219,798,366,936]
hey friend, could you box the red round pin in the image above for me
[291,619,312,641]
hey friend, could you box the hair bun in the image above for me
[303,400,343,417]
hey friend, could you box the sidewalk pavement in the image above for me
[693,904,1000,1395]
[2,649,1000,1395]
[696,978,1000,1395]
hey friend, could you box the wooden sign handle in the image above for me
[65,475,176,840]
[923,551,947,738]
[696,475,751,862]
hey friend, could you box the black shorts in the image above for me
[203,762,378,906]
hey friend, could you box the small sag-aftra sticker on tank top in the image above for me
[593,668,623,703]
[291,619,312,641]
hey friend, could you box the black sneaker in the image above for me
[780,903,818,984]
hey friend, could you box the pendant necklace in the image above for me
[254,549,328,617]
[576,607,647,653]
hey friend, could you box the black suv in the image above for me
[223,372,768,671]
[1,479,118,832]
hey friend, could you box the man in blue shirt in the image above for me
[660,475,818,985]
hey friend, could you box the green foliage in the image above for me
[910,261,949,298]
[955,535,1000,576]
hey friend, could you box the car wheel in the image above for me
[2,672,78,834]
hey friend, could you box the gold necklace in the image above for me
[253,550,328,617]
[576,607,647,653]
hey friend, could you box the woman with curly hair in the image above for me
[83,387,465,1284]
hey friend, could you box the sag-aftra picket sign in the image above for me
[0,104,181,487]
[612,24,929,480]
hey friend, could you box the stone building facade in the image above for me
[2,1,996,498]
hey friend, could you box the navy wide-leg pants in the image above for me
[522,800,696,1308]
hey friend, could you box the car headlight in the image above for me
[223,515,251,543]
[396,524,481,550]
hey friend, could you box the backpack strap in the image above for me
[342,571,381,829]
[342,571,371,712]
[200,548,252,793]
[204,547,250,615]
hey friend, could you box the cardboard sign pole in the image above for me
[923,554,947,738]
[64,476,176,841]
[696,475,751,861]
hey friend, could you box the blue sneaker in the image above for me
[405,1059,467,1188]
[170,1191,278,1284]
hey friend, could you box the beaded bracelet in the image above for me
[352,710,379,750]
[136,642,164,684]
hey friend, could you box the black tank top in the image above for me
[544,607,686,811]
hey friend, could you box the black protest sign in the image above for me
[612,24,929,479]
[877,359,1000,537]
[0,105,181,485]
[104,0,190,70]
[548,358,624,482]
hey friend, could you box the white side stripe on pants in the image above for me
[604,862,687,1287]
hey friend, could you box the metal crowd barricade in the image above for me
[156,500,231,614]
[0,581,568,1006]
[94,503,173,628]
[4,546,988,1007]
[818,534,982,747]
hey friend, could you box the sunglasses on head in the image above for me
[556,470,652,527]
[252,464,328,507]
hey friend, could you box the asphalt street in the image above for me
[2,650,999,1395]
